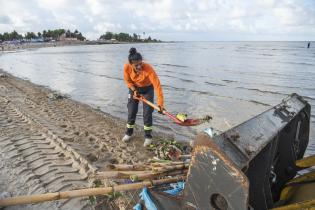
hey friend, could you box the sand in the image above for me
[0,69,161,209]
[0,41,87,52]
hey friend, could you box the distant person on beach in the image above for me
[307,42,311,48]
[122,47,165,147]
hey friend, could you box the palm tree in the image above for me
[66,30,71,38]
[43,30,47,38]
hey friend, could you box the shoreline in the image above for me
[0,69,176,209]
[0,41,85,51]
[0,40,166,52]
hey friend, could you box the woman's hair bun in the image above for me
[129,47,137,55]
[128,47,142,63]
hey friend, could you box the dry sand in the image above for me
[0,69,168,209]
[0,41,85,52]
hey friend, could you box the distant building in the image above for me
[31,37,44,42]
[59,33,77,41]
[44,37,53,42]
[2,40,20,45]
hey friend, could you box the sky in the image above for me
[0,0,314,41]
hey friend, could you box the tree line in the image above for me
[99,32,161,42]
[0,29,86,42]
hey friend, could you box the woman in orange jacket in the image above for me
[122,47,165,147]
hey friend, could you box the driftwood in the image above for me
[129,169,188,181]
[178,154,191,159]
[96,161,190,179]
[0,176,185,207]
[150,161,187,167]
[106,164,150,171]
[92,170,150,179]
[93,168,188,181]
[152,163,189,172]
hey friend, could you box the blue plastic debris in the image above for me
[133,187,158,210]
[204,127,214,138]
[140,187,158,210]
[133,182,186,209]
[133,203,142,210]
[163,181,185,195]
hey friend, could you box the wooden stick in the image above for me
[152,163,189,172]
[106,161,188,171]
[149,159,173,163]
[150,161,187,167]
[106,164,149,171]
[0,176,185,207]
[130,169,188,181]
[93,168,188,180]
[179,155,191,159]
[92,170,150,179]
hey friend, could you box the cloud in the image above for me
[0,15,11,24]
[0,0,314,40]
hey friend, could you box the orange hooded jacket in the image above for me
[123,62,164,108]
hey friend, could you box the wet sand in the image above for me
[0,69,165,209]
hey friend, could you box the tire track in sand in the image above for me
[0,72,155,209]
[3,75,153,167]
[0,96,93,209]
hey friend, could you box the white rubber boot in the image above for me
[122,134,132,142]
[143,138,152,147]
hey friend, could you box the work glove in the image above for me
[158,106,165,115]
[131,88,140,97]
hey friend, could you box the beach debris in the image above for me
[148,140,189,161]
[0,192,10,200]
[0,73,7,78]
[95,106,101,111]
[245,145,256,155]
[204,127,215,138]
[0,177,185,207]
[92,157,190,182]
[176,113,187,122]
[47,92,69,100]
[88,180,103,205]
[163,181,185,195]
[203,127,220,138]
[134,187,158,210]
[134,94,213,126]
[106,164,150,171]
[223,130,240,142]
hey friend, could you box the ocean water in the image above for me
[0,42,314,155]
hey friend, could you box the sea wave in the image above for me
[249,100,271,106]
[63,66,122,81]
[260,53,274,56]
[222,79,237,83]
[163,84,186,92]
[302,95,315,101]
[205,81,226,87]
[280,61,315,66]
[161,63,189,68]
[159,74,195,83]
[236,87,288,96]
[164,70,204,78]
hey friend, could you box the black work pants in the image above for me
[126,85,154,138]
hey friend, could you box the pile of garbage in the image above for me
[89,140,191,209]
[148,140,192,161]
[47,92,69,100]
